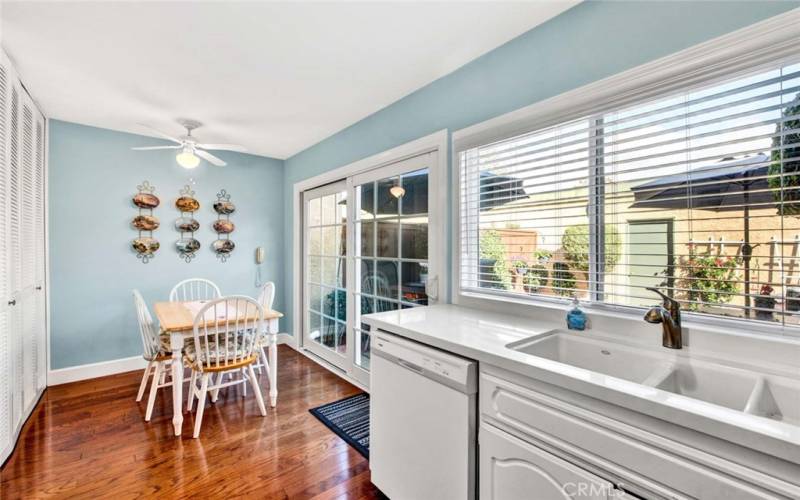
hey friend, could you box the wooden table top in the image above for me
[154,301,283,333]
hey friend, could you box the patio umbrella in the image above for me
[630,153,773,318]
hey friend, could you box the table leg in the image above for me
[269,319,278,407]
[171,332,185,436]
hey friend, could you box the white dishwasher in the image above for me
[370,330,477,500]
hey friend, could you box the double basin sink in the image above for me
[507,330,800,426]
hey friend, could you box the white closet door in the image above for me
[20,96,38,412]
[0,56,12,464]
[34,115,46,392]
[7,83,23,441]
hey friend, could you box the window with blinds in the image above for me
[460,59,800,326]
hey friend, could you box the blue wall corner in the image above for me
[48,120,285,369]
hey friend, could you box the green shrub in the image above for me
[562,224,621,272]
[551,262,576,296]
[479,230,512,289]
[523,264,548,294]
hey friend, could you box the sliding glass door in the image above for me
[302,151,439,385]
[303,181,348,368]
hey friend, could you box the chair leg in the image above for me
[261,346,270,377]
[211,372,223,402]
[187,370,197,411]
[145,361,162,421]
[193,373,210,438]
[247,365,267,416]
[136,360,154,402]
[241,368,247,397]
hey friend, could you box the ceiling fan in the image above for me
[132,119,246,168]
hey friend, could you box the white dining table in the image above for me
[153,300,283,437]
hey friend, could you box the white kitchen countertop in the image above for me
[362,304,800,464]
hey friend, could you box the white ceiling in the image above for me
[1,1,578,159]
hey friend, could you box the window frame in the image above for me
[451,9,800,338]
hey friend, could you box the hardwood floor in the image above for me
[0,346,383,499]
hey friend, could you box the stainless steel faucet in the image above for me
[644,287,682,349]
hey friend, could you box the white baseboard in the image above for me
[47,333,296,386]
[48,355,148,385]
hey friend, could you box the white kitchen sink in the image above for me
[507,330,664,384]
[508,329,800,421]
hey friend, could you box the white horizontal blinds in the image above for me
[460,58,800,326]
[460,116,592,298]
[603,62,800,326]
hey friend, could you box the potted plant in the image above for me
[754,284,777,322]
[678,252,739,311]
[523,263,548,294]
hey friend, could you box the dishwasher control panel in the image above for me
[373,330,477,392]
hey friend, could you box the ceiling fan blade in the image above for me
[131,145,182,150]
[196,149,227,167]
[197,143,247,153]
[136,123,183,144]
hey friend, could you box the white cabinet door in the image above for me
[480,423,614,500]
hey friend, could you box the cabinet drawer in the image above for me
[480,423,614,500]
[481,371,800,499]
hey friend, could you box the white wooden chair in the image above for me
[253,282,275,373]
[133,289,174,421]
[169,278,222,302]
[185,295,266,438]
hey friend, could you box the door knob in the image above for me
[7,299,16,306]
[35,286,42,290]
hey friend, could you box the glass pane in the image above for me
[359,293,374,316]
[322,226,336,255]
[308,197,321,226]
[377,177,399,216]
[309,285,321,312]
[359,182,375,220]
[358,259,374,295]
[321,194,336,225]
[375,260,398,299]
[335,288,346,321]
[335,321,346,353]
[308,227,321,255]
[360,221,374,257]
[307,255,321,284]
[401,219,428,259]
[337,258,346,288]
[308,312,321,341]
[322,286,336,317]
[336,190,348,222]
[376,299,398,312]
[401,169,428,215]
[401,262,429,305]
[321,257,337,286]
[321,316,337,348]
[356,329,371,370]
[377,220,398,258]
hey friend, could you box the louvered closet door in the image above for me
[19,93,39,412]
[33,113,46,392]
[6,80,23,446]
[0,56,12,463]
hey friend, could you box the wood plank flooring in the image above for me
[0,346,383,499]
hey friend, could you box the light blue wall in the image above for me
[48,120,285,369]
[282,1,799,336]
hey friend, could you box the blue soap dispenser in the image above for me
[566,296,587,331]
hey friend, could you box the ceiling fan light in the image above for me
[390,185,405,198]
[176,149,200,169]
